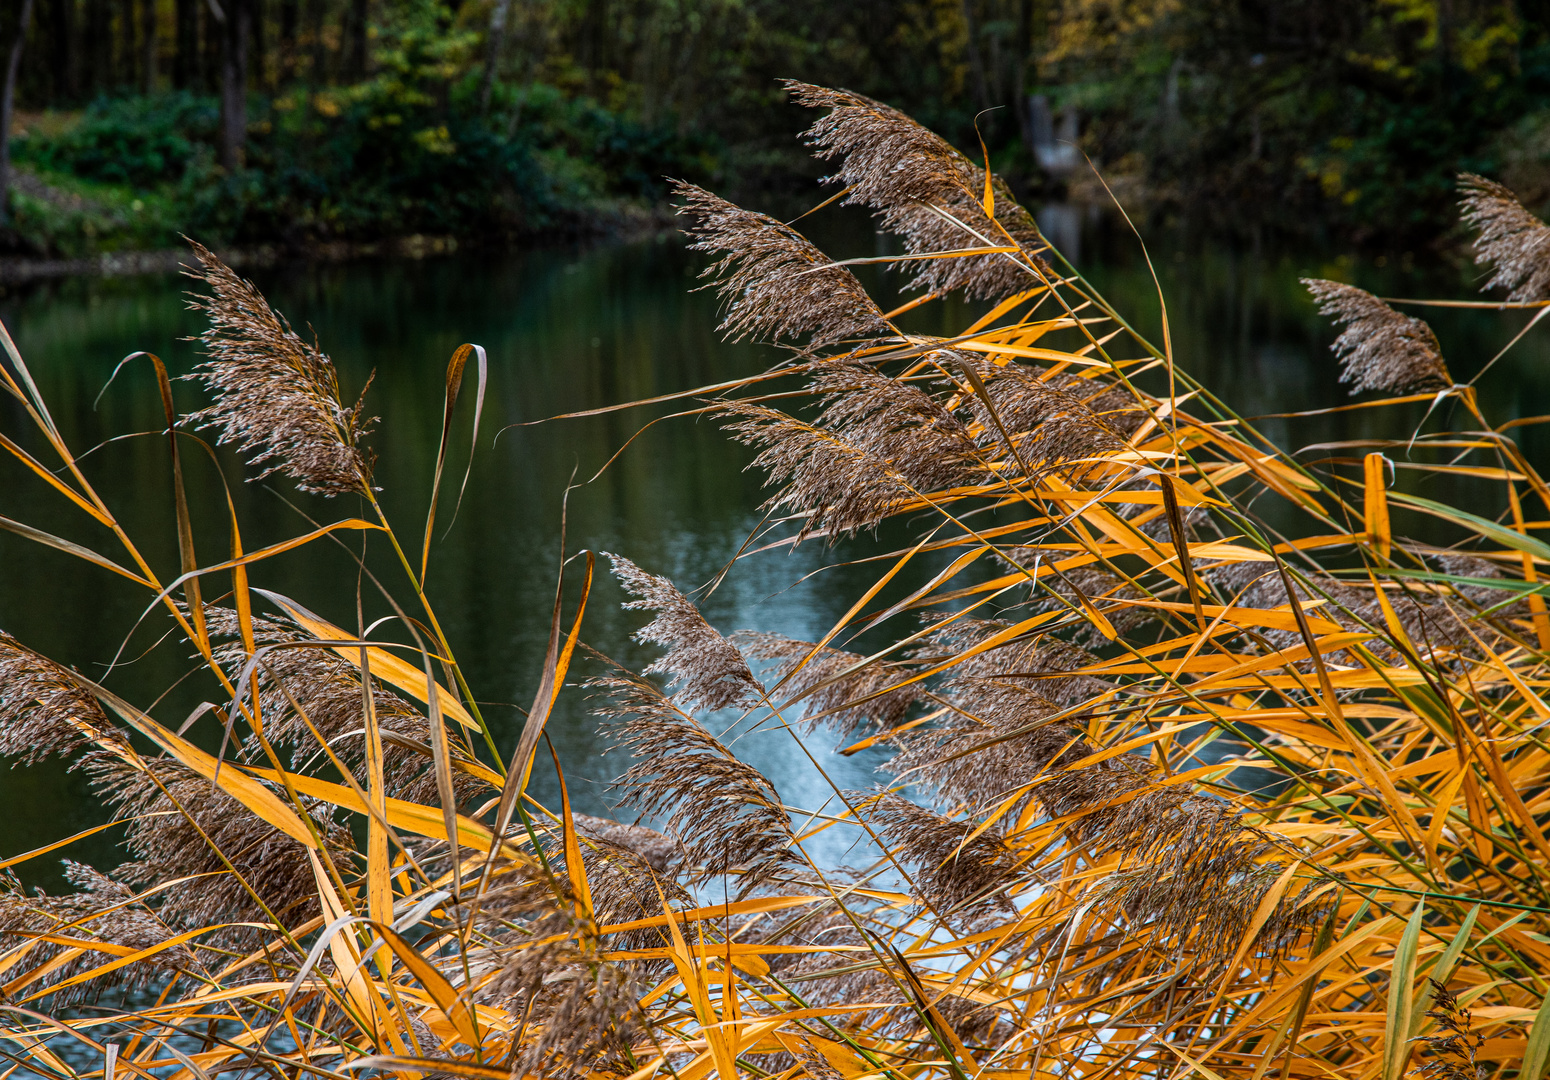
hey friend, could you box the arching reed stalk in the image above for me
[2,90,1550,1080]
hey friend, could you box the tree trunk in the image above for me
[1,0,38,227]
[278,0,295,83]
[50,0,75,103]
[342,0,366,78]
[142,0,157,92]
[174,0,196,87]
[307,0,325,81]
[251,0,265,89]
[203,0,220,90]
[1013,0,1032,149]
[121,0,136,88]
[960,0,991,116]
[479,0,512,115]
[84,0,106,94]
[217,0,248,169]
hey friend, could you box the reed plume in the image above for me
[596,670,800,894]
[888,678,1065,813]
[182,241,375,496]
[1304,279,1452,394]
[810,364,985,491]
[958,359,1132,481]
[918,616,1110,707]
[204,607,489,805]
[606,553,762,712]
[865,793,1021,914]
[787,81,1050,300]
[572,812,679,873]
[1416,980,1486,1080]
[736,631,922,735]
[674,182,891,348]
[794,1038,848,1080]
[0,861,192,1005]
[0,631,126,764]
[721,401,919,541]
[1459,173,1550,303]
[85,753,355,947]
[722,364,991,540]
[475,866,647,1078]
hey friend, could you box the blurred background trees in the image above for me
[0,0,1546,253]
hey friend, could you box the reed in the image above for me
[3,87,1550,1080]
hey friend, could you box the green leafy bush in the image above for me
[15,93,219,188]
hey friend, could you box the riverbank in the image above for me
[0,202,673,287]
[1,85,714,267]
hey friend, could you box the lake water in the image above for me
[3,209,1549,888]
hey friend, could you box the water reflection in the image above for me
[3,217,1549,889]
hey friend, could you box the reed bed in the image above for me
[3,85,1550,1080]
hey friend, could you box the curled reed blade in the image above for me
[420,343,488,585]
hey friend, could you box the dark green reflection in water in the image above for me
[3,220,1549,888]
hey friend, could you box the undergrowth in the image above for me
[2,82,1550,1080]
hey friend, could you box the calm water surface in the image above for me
[3,214,1549,888]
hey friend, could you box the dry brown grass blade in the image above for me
[419,343,487,586]
[492,550,592,850]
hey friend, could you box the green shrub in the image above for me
[14,93,219,188]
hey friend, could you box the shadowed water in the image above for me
[3,214,1549,890]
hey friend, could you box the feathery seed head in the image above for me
[1459,173,1550,303]
[721,401,919,541]
[786,81,1051,299]
[736,631,922,735]
[182,242,376,496]
[865,793,1021,915]
[88,753,355,948]
[202,606,489,805]
[1304,279,1451,395]
[0,631,125,765]
[674,182,891,348]
[0,862,193,1005]
[596,670,800,895]
[605,553,762,711]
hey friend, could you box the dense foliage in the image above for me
[3,0,1550,251]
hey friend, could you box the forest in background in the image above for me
[0,0,1547,257]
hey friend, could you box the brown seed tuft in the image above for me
[888,677,1067,813]
[181,241,376,497]
[957,358,1132,482]
[605,553,762,712]
[0,631,126,765]
[474,864,647,1078]
[674,182,891,348]
[86,753,356,949]
[720,401,918,542]
[917,616,1110,707]
[572,813,680,874]
[0,862,193,1005]
[1304,279,1452,395]
[596,670,800,895]
[736,631,922,736]
[786,81,1051,300]
[202,606,490,806]
[1416,978,1487,1080]
[1459,173,1550,303]
[864,793,1021,915]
